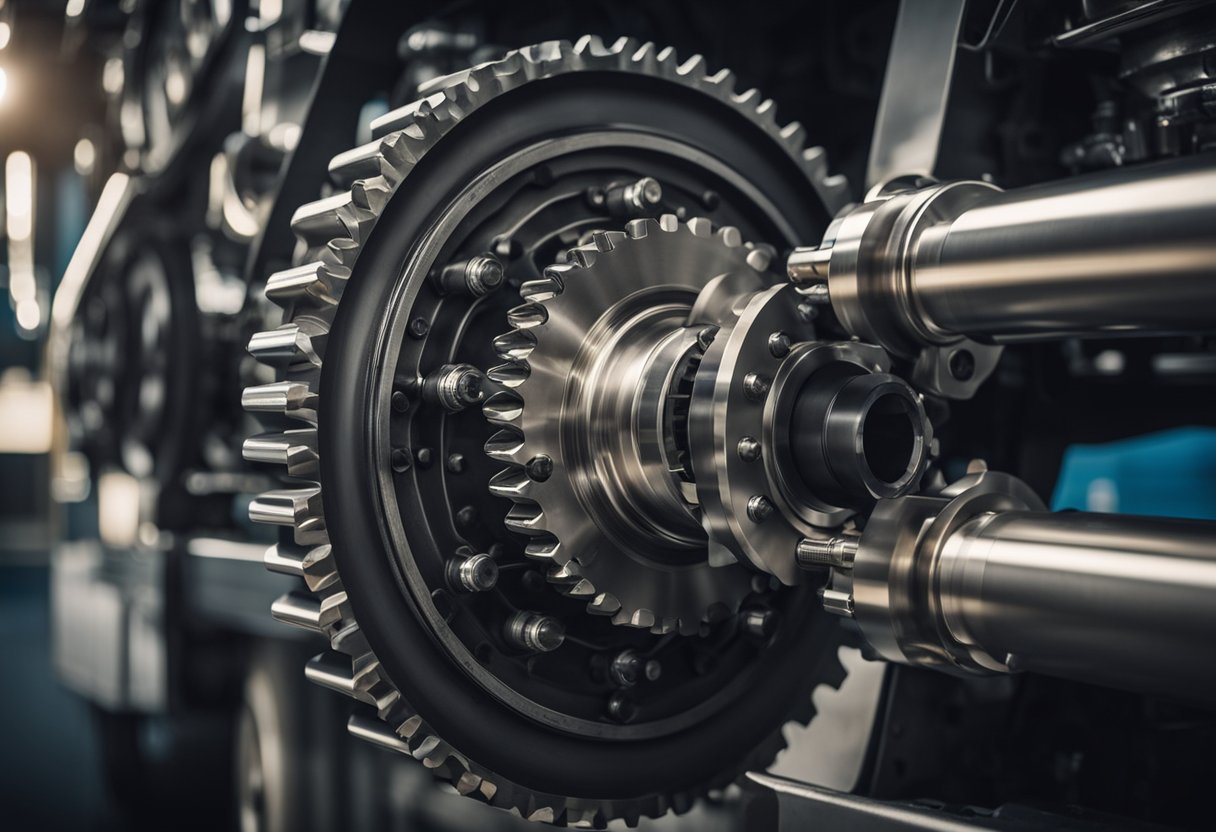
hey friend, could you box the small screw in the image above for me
[455,505,478,528]
[768,332,792,358]
[607,692,636,723]
[696,325,718,352]
[737,436,761,462]
[415,447,434,468]
[450,553,499,593]
[526,455,554,482]
[747,495,775,523]
[505,612,565,652]
[391,391,410,413]
[408,317,430,339]
[390,448,412,473]
[743,372,771,401]
[446,453,466,474]
[740,608,777,638]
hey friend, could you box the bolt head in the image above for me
[747,494,775,523]
[638,177,662,205]
[768,332,792,358]
[390,448,412,473]
[456,553,499,592]
[737,436,761,463]
[796,301,819,323]
[643,659,662,682]
[446,453,466,474]
[455,504,478,528]
[455,368,484,405]
[408,317,430,338]
[526,454,554,482]
[742,372,771,401]
[741,607,777,637]
[470,254,504,292]
[532,617,565,652]
[415,447,434,468]
[607,692,636,722]
[391,391,410,413]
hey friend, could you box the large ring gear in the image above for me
[242,36,870,825]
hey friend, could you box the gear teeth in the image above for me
[244,35,852,824]
[304,650,388,705]
[484,429,527,465]
[271,589,348,632]
[264,542,337,592]
[248,488,326,545]
[504,502,545,534]
[612,607,657,630]
[488,469,534,500]
[483,390,524,426]
[686,216,714,238]
[486,362,530,388]
[348,710,413,755]
[716,225,743,248]
[265,261,348,309]
[248,323,324,369]
[524,535,564,564]
[492,329,537,362]
[243,429,319,477]
[746,245,774,271]
[242,381,318,424]
[506,302,548,330]
[780,121,808,150]
[587,593,622,615]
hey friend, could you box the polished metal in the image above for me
[437,253,504,297]
[504,611,565,653]
[449,552,499,593]
[795,536,858,570]
[838,470,1216,700]
[792,155,1216,399]
[865,0,968,189]
[489,214,763,634]
[423,363,486,412]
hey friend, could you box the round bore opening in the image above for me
[860,393,918,485]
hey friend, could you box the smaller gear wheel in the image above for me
[485,214,773,634]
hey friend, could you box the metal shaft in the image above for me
[912,154,1216,341]
[936,510,1216,699]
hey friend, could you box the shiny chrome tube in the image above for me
[790,154,1216,397]
[937,510,1216,698]
[828,471,1216,701]
[912,155,1216,341]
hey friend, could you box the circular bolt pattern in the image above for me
[743,372,772,401]
[768,331,792,358]
[453,553,499,593]
[747,495,775,523]
[737,436,761,463]
[526,454,554,482]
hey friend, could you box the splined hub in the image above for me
[488,215,772,634]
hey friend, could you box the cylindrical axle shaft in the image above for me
[836,471,1216,701]
[912,155,1216,341]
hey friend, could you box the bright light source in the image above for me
[102,57,123,94]
[66,0,85,18]
[6,150,33,241]
[0,66,7,105]
[74,138,96,176]
[0,22,11,50]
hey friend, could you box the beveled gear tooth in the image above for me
[564,578,597,597]
[484,428,527,464]
[753,96,777,125]
[492,329,537,362]
[587,593,622,615]
[243,428,319,478]
[487,361,529,388]
[264,542,337,592]
[242,381,318,424]
[746,246,774,272]
[348,710,412,755]
[568,244,599,268]
[801,145,829,176]
[652,618,678,636]
[305,650,363,699]
[520,269,565,301]
[504,502,545,533]
[483,390,524,426]
[524,536,564,563]
[625,217,658,239]
[677,54,706,77]
[507,302,548,330]
[488,469,534,500]
[328,138,408,188]
[290,192,354,247]
[266,261,347,309]
[249,488,327,544]
[248,323,323,368]
[629,41,658,69]
[704,67,734,89]
[271,589,347,632]
[658,213,679,232]
[351,177,393,213]
[613,608,657,630]
[780,120,807,148]
[717,225,743,248]
[686,216,714,238]
[547,562,582,583]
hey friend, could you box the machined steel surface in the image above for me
[792,155,1216,383]
[834,471,1216,700]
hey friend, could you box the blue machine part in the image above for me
[1052,427,1216,520]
